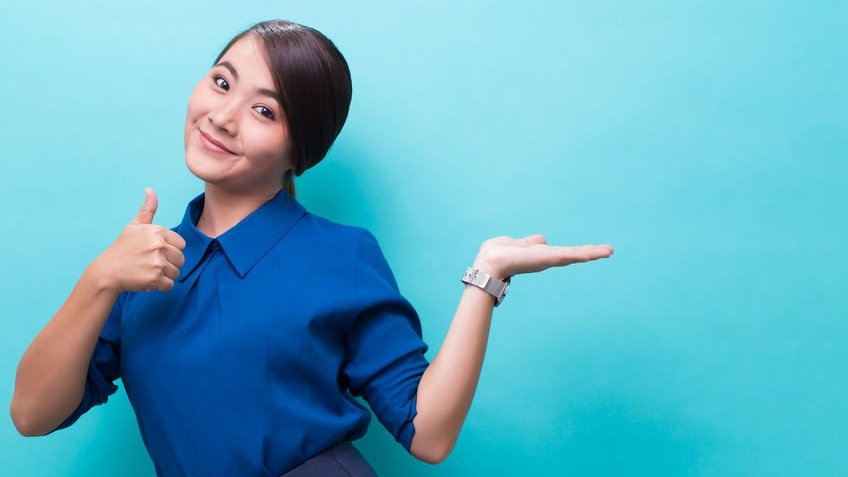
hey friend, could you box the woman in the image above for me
[10,19,613,477]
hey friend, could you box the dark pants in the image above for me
[280,441,379,477]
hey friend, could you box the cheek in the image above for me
[187,81,219,118]
[186,89,206,121]
[242,127,288,160]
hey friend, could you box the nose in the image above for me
[207,99,239,136]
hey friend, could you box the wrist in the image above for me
[462,263,511,308]
[85,256,121,295]
[471,257,505,281]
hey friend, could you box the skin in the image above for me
[184,33,292,238]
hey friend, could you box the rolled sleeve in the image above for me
[342,230,430,453]
[45,291,126,435]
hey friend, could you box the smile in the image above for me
[198,129,236,155]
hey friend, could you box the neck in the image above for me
[196,182,281,239]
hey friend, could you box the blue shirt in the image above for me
[46,188,431,477]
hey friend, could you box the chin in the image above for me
[185,151,227,183]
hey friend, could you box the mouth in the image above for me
[198,128,237,155]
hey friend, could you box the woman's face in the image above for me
[184,34,292,193]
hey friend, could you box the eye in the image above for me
[212,74,229,90]
[254,105,275,120]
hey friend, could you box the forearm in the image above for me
[410,262,499,462]
[11,259,120,436]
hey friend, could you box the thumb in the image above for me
[132,187,158,224]
[519,234,547,245]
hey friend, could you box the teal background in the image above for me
[2,1,846,476]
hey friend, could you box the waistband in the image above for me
[279,441,379,477]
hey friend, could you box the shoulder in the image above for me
[296,211,376,249]
[292,213,389,284]
[294,213,395,279]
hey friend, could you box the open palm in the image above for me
[473,234,614,280]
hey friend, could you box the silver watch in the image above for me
[461,267,511,307]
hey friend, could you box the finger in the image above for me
[157,276,175,292]
[162,243,186,269]
[161,260,181,281]
[519,234,547,245]
[164,230,187,250]
[557,244,614,263]
[132,187,158,225]
[588,244,615,256]
[501,244,608,276]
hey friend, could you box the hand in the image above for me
[472,234,614,280]
[92,188,187,293]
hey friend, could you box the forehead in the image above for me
[217,35,274,86]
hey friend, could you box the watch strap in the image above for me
[461,267,511,307]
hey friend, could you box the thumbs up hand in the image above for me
[93,188,187,293]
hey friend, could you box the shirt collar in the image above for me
[174,188,307,282]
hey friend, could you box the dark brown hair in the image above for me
[212,20,353,198]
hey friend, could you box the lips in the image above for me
[198,128,236,155]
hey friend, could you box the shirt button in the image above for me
[210,239,222,252]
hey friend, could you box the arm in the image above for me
[409,234,614,463]
[409,270,497,463]
[10,261,120,436]
[10,188,185,436]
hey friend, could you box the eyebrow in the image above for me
[214,61,281,104]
